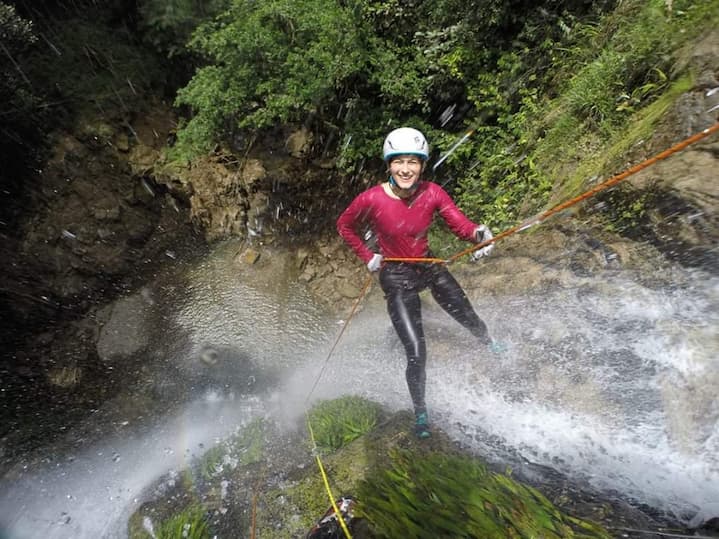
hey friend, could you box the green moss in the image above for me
[197,443,226,480]
[235,417,266,466]
[253,404,382,537]
[154,504,211,539]
[307,395,382,452]
[26,16,164,120]
[357,450,611,539]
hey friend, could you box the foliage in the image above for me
[535,0,718,185]
[308,395,381,452]
[357,449,611,539]
[233,416,266,466]
[0,2,44,197]
[170,0,608,172]
[197,442,226,480]
[596,184,656,234]
[173,0,371,160]
[138,0,228,58]
[25,19,164,118]
[552,73,693,205]
[153,504,211,539]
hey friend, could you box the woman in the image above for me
[336,127,496,438]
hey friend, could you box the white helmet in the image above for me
[382,127,429,161]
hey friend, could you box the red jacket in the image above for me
[337,181,478,264]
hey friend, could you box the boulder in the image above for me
[96,289,153,362]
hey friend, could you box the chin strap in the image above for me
[388,175,418,198]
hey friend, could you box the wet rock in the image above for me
[128,145,161,176]
[91,197,122,221]
[183,157,249,241]
[114,132,130,152]
[240,158,266,188]
[96,290,153,362]
[236,247,260,266]
[49,134,88,165]
[296,246,311,269]
[47,365,82,388]
[75,118,115,143]
[286,127,314,158]
[336,280,363,299]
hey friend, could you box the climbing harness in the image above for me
[298,120,719,539]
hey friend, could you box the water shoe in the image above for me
[415,412,431,439]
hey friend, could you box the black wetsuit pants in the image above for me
[378,263,489,416]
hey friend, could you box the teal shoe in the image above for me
[414,412,431,439]
[489,340,507,354]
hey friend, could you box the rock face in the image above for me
[157,125,348,244]
[616,28,719,271]
[4,100,195,330]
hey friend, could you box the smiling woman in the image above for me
[337,127,499,439]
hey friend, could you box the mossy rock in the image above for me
[252,409,462,537]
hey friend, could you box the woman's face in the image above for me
[388,154,424,190]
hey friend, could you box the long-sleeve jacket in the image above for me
[336,181,479,264]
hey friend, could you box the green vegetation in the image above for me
[156,0,718,232]
[152,504,210,539]
[138,0,228,59]
[357,449,611,539]
[6,0,718,233]
[308,395,382,451]
[0,3,44,194]
[531,0,716,198]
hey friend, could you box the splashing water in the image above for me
[308,268,719,523]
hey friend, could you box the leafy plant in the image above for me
[233,416,266,466]
[0,2,44,197]
[153,504,211,539]
[197,443,226,480]
[357,450,611,539]
[138,0,228,58]
[307,395,382,452]
[173,0,371,160]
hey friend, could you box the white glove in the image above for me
[471,225,495,260]
[367,253,383,272]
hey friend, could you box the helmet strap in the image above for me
[388,175,418,199]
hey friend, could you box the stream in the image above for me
[0,239,717,538]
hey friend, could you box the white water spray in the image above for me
[1,242,717,537]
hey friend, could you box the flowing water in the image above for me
[1,240,717,537]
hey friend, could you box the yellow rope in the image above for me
[307,416,354,539]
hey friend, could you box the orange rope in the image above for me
[381,121,719,266]
[382,256,446,264]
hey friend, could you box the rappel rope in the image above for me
[296,121,718,539]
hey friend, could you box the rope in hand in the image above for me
[387,121,719,265]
